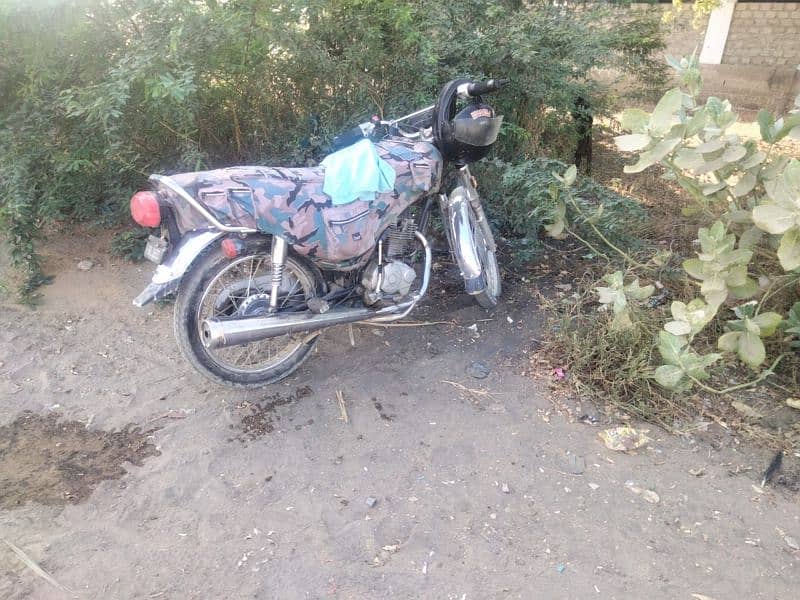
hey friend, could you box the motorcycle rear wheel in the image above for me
[173,242,325,388]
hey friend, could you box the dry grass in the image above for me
[529,123,800,446]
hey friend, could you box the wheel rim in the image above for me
[196,254,316,375]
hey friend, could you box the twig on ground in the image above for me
[348,324,355,347]
[2,539,72,594]
[147,410,190,423]
[336,390,349,424]
[441,380,495,403]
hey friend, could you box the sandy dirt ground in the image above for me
[1,232,799,600]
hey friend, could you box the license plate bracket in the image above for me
[144,235,168,264]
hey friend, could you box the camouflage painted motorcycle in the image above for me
[131,79,506,387]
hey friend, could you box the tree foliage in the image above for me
[0,0,665,295]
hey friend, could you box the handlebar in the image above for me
[465,78,510,97]
[331,78,508,150]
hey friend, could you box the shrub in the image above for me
[0,0,666,296]
[611,54,800,394]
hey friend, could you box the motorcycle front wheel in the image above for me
[469,204,501,309]
[173,241,325,388]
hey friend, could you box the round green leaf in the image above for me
[665,321,692,336]
[737,331,766,366]
[752,204,796,235]
[752,312,783,336]
[718,331,741,352]
[777,227,800,271]
[615,134,651,152]
[654,365,686,390]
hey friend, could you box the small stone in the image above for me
[466,361,490,379]
[641,490,660,504]
[365,496,378,508]
[557,453,585,475]
[77,259,94,271]
[784,535,800,551]
[786,398,800,410]
[588,483,600,491]
[501,483,510,494]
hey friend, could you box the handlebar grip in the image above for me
[466,78,509,97]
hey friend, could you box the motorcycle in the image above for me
[130,78,507,387]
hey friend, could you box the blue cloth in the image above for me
[320,139,396,205]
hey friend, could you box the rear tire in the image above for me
[173,240,325,388]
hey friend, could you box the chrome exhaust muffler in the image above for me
[201,232,431,350]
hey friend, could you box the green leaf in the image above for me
[696,137,725,153]
[718,331,741,352]
[673,148,705,170]
[702,181,727,196]
[658,331,687,365]
[740,151,766,170]
[623,137,681,174]
[752,312,783,336]
[623,279,654,300]
[665,320,692,336]
[682,258,704,279]
[777,227,800,271]
[615,134,651,152]
[654,365,685,389]
[610,309,634,331]
[684,352,721,380]
[562,165,577,187]
[738,330,766,366]
[650,88,683,134]
[758,109,775,142]
[722,144,747,163]
[752,204,797,235]
[728,278,759,299]
[731,172,756,197]
[620,109,650,133]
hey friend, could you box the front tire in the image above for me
[173,240,325,388]
[470,205,501,309]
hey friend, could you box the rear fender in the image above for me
[132,230,225,307]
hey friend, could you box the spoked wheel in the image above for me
[469,205,501,309]
[174,241,325,388]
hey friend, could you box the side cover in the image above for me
[160,138,442,263]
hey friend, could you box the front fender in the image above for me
[440,186,486,295]
[132,230,225,307]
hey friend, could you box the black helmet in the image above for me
[434,78,504,164]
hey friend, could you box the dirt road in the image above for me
[1,235,798,599]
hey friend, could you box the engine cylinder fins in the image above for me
[385,218,418,259]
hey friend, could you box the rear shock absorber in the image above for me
[268,236,288,312]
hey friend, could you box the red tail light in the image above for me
[221,238,245,258]
[130,191,161,228]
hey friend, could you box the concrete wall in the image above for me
[630,1,800,111]
[723,2,800,67]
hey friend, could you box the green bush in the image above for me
[478,157,648,263]
[611,54,800,394]
[0,0,666,296]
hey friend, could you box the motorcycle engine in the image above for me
[362,219,418,305]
